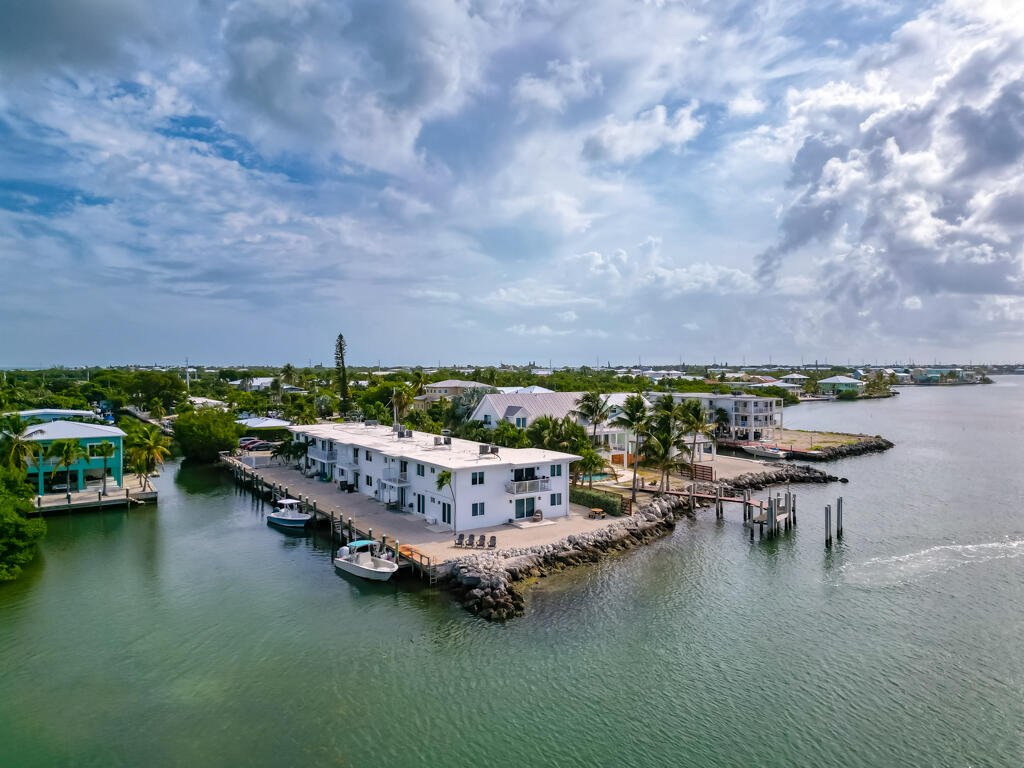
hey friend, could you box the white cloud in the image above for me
[557,310,578,322]
[728,88,766,116]
[583,103,704,163]
[512,59,602,114]
[903,296,923,309]
[506,324,571,337]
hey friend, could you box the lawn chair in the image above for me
[477,535,487,548]
[454,533,465,547]
[488,535,497,548]
[465,534,475,547]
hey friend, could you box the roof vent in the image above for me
[441,429,451,437]
[364,419,379,427]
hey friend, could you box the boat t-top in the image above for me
[741,443,789,460]
[333,540,399,582]
[266,498,311,529]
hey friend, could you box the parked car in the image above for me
[247,441,272,451]
[238,437,261,447]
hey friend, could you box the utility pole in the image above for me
[185,357,190,392]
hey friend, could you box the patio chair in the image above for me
[531,509,543,523]
[465,534,475,547]
[477,535,487,548]
[488,536,497,548]
[454,533,465,547]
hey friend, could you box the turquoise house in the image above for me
[23,420,127,495]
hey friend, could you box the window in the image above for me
[431,467,435,474]
[550,464,562,477]
[483,414,491,425]
[353,447,359,459]
[515,417,527,428]
[365,476,372,487]
[550,493,562,506]
[471,471,484,485]
[472,502,485,517]
[416,463,425,477]
[400,460,408,473]
[365,450,372,461]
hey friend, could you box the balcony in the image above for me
[382,468,409,483]
[307,447,337,463]
[505,478,550,494]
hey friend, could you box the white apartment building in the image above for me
[289,422,579,531]
[648,392,784,442]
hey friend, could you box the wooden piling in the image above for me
[837,496,843,538]
[792,493,797,524]
[825,504,832,548]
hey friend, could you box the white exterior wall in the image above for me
[293,431,573,531]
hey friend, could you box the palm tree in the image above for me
[611,394,650,502]
[47,439,88,493]
[573,391,612,446]
[92,440,116,495]
[126,424,171,491]
[240,373,254,392]
[410,370,427,395]
[281,364,297,387]
[575,447,609,489]
[389,388,413,422]
[679,400,714,474]
[0,415,41,470]
[641,430,691,491]
[491,419,530,448]
[268,377,282,404]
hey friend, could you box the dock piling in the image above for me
[825,504,832,548]
[837,496,843,538]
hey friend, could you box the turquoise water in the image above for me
[2,380,1022,766]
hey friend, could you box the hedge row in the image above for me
[569,486,622,516]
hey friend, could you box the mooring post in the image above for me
[348,517,353,538]
[837,496,843,538]
[368,528,373,541]
[689,483,695,511]
[715,484,721,518]
[381,534,388,552]
[792,493,797,524]
[394,539,400,563]
[825,504,832,548]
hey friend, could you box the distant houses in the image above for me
[816,375,866,394]
[413,379,495,410]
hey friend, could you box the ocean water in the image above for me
[1,379,1022,767]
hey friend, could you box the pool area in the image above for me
[579,472,615,483]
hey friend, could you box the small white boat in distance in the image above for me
[266,498,311,528]
[333,540,399,582]
[742,444,789,460]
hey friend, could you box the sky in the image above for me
[1,0,1023,368]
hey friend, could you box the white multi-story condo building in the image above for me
[647,392,783,442]
[289,422,579,531]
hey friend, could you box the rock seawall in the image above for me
[446,495,689,621]
[724,464,839,491]
[816,437,893,460]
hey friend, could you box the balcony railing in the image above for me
[307,447,337,462]
[505,478,550,494]
[382,469,408,482]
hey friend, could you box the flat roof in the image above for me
[5,408,97,420]
[24,420,126,441]
[289,422,580,469]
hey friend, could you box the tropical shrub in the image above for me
[569,487,621,516]
[0,466,46,581]
[174,407,242,462]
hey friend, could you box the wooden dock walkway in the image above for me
[223,455,442,583]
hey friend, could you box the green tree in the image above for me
[334,333,350,406]
[435,470,456,532]
[490,420,530,448]
[388,387,413,422]
[46,439,88,493]
[611,394,650,502]
[573,391,612,446]
[679,400,714,472]
[148,397,165,419]
[0,465,47,581]
[281,364,297,387]
[92,440,116,495]
[526,415,588,454]
[575,447,609,489]
[410,369,427,395]
[0,415,41,470]
[126,423,171,490]
[171,408,235,463]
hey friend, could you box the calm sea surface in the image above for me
[2,379,1022,767]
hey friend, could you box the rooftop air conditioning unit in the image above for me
[443,436,451,445]
[490,445,499,454]
[479,444,490,455]
[392,424,400,432]
[434,436,443,446]
[365,419,379,427]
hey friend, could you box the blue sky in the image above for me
[1,0,1023,367]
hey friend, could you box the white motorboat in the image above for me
[333,540,399,582]
[266,498,311,529]
[742,444,789,460]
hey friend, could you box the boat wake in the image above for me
[838,539,1024,586]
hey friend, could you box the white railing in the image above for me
[307,447,337,462]
[505,478,550,494]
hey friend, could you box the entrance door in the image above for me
[441,502,452,525]
[398,487,406,509]
[416,493,425,515]
[514,497,535,519]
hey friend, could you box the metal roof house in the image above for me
[18,420,127,496]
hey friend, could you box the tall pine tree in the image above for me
[334,333,349,406]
